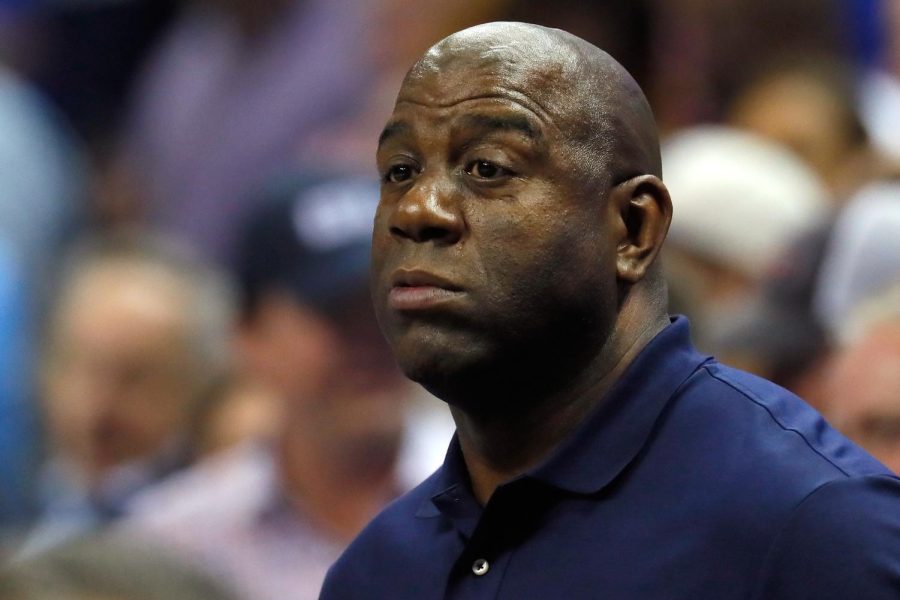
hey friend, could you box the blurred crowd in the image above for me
[0,0,898,598]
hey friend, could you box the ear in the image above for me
[608,174,672,284]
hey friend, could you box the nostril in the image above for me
[390,226,410,239]
[390,224,457,244]
[421,226,451,241]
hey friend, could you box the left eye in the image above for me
[465,160,510,180]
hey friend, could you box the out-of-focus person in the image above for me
[185,374,281,459]
[727,57,895,199]
[0,534,238,600]
[661,126,829,351]
[704,223,833,396]
[18,233,235,556]
[649,0,846,132]
[821,284,900,474]
[123,175,452,600]
[115,0,378,261]
[813,180,900,339]
[295,0,512,175]
[703,179,900,402]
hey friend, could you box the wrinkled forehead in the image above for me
[388,23,661,181]
[397,25,585,125]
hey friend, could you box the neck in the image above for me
[453,307,668,505]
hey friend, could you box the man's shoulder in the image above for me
[752,473,900,599]
[678,360,889,479]
[649,358,896,547]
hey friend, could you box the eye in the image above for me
[384,164,415,184]
[465,160,511,180]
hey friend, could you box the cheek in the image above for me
[474,205,612,314]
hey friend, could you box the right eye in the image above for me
[384,164,415,184]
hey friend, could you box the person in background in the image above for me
[704,223,834,396]
[0,534,238,600]
[813,180,900,339]
[821,283,900,474]
[116,0,378,261]
[702,178,900,400]
[18,233,235,555]
[660,125,829,352]
[123,174,452,600]
[727,57,895,200]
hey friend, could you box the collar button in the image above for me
[472,558,490,576]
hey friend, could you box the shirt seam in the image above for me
[702,365,852,478]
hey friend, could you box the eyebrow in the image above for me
[378,121,410,148]
[458,114,542,140]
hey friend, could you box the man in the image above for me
[19,234,234,555]
[124,175,451,600]
[321,23,900,599]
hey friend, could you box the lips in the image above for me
[388,269,464,311]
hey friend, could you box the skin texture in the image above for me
[372,22,672,503]
[824,322,900,475]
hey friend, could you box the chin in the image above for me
[393,332,475,380]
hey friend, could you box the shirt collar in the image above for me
[528,316,710,494]
[423,316,710,512]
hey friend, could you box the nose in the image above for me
[388,175,464,245]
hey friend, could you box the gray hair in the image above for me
[49,230,237,392]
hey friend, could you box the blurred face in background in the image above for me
[237,286,407,474]
[824,323,900,474]
[43,262,200,485]
[727,65,870,198]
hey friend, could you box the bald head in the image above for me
[401,22,661,185]
[373,22,672,405]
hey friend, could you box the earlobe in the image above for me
[612,175,672,284]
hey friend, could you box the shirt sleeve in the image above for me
[753,474,900,599]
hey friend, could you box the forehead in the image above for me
[386,51,576,137]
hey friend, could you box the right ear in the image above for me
[607,174,672,284]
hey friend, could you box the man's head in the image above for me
[42,234,235,485]
[371,22,671,405]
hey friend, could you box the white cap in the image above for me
[663,126,829,278]
[814,181,900,339]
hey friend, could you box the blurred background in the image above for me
[0,0,898,597]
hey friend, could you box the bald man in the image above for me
[320,23,900,599]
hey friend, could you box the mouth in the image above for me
[388,269,465,311]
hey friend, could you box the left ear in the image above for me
[607,174,672,284]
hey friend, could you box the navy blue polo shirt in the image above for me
[321,317,900,599]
